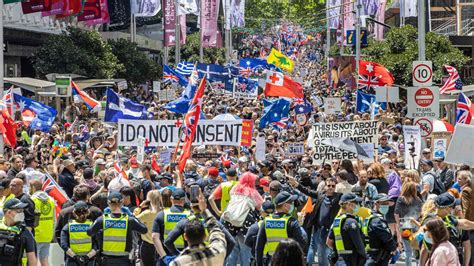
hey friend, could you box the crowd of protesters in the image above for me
[0,22,473,266]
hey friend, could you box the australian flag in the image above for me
[164,67,200,114]
[293,98,313,114]
[104,89,150,122]
[259,98,291,129]
[356,90,386,114]
[239,58,280,77]
[13,94,57,132]
[163,65,188,87]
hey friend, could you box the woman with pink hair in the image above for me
[224,172,263,266]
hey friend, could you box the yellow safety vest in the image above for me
[361,214,383,252]
[220,181,237,211]
[331,214,362,255]
[263,214,290,255]
[102,214,128,256]
[163,208,191,249]
[0,194,15,210]
[69,220,93,255]
[32,195,55,243]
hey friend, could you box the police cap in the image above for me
[434,192,460,208]
[339,193,363,205]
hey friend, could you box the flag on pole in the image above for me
[42,173,70,218]
[264,71,303,98]
[266,48,294,72]
[178,77,207,172]
[0,101,17,148]
[358,60,394,92]
[131,0,161,17]
[439,65,463,94]
[456,92,474,125]
[71,81,101,113]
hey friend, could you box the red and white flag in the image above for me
[439,65,463,94]
[43,173,70,218]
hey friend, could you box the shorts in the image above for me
[37,243,50,259]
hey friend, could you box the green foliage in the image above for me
[33,27,123,79]
[169,32,226,65]
[364,25,470,86]
[108,39,161,86]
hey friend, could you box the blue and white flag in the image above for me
[176,61,195,76]
[163,65,188,87]
[105,89,150,122]
[239,58,280,76]
[356,90,387,115]
[13,94,57,132]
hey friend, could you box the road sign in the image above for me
[412,61,433,86]
[407,87,439,119]
[414,118,433,137]
[346,30,368,47]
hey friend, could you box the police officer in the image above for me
[327,193,366,266]
[151,188,191,264]
[255,191,307,266]
[0,198,37,266]
[60,201,98,266]
[244,200,275,263]
[363,194,398,266]
[30,179,56,266]
[87,192,147,266]
[419,192,474,266]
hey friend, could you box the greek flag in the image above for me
[176,62,195,76]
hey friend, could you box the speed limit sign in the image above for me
[412,61,433,86]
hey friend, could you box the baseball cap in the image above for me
[74,201,89,211]
[269,180,281,191]
[158,173,173,181]
[380,158,392,165]
[3,198,28,210]
[259,178,270,187]
[420,159,434,168]
[208,167,219,177]
[108,191,123,203]
[433,157,445,162]
[434,192,461,208]
[258,160,271,168]
[339,193,363,204]
[172,188,186,200]
[184,178,197,186]
[274,191,298,206]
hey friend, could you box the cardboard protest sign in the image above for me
[430,132,452,159]
[136,136,145,164]
[118,119,251,147]
[445,124,474,166]
[324,98,342,114]
[286,143,305,156]
[375,86,399,103]
[159,149,172,164]
[240,120,254,147]
[311,121,378,163]
[233,78,258,99]
[256,136,266,161]
[403,125,422,169]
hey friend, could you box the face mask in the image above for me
[379,205,389,215]
[13,212,25,223]
[352,204,360,214]
[423,234,433,244]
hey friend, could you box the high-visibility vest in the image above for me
[31,195,55,243]
[263,214,290,255]
[362,213,384,252]
[163,208,191,249]
[220,181,237,211]
[331,214,362,255]
[443,215,462,249]
[102,214,128,256]
[68,220,93,256]
[0,194,15,210]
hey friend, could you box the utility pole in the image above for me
[355,0,362,84]
[418,0,426,60]
[175,0,181,64]
[130,13,136,42]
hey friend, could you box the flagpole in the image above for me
[0,0,4,154]
[355,0,362,87]
[418,0,426,61]
[175,0,181,64]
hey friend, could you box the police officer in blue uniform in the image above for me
[327,193,366,266]
[363,194,398,266]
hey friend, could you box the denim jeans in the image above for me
[307,226,331,266]
[402,238,417,266]
[226,234,252,266]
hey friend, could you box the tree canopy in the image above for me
[169,32,226,65]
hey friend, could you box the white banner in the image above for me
[403,125,422,169]
[311,121,378,163]
[286,142,304,156]
[445,124,474,166]
[256,136,266,161]
[324,98,342,114]
[137,136,145,163]
[375,86,399,103]
[131,0,161,17]
[118,119,244,147]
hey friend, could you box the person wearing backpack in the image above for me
[209,168,238,217]
[420,160,445,199]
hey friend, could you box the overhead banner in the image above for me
[224,0,245,28]
[131,0,161,17]
[163,0,185,46]
[77,0,101,21]
[311,121,378,163]
[42,0,66,16]
[85,0,110,25]
[22,0,52,14]
[403,125,422,169]
[118,119,252,147]
[201,0,222,48]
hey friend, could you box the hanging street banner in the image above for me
[407,87,439,119]
[201,0,222,48]
[118,119,253,147]
[310,121,378,163]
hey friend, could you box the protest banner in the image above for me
[324,98,342,114]
[233,78,258,99]
[286,143,304,156]
[403,125,422,169]
[311,121,378,163]
[256,136,266,161]
[136,136,146,164]
[375,86,399,103]
[240,120,254,147]
[192,153,222,160]
[358,143,375,163]
[430,132,452,159]
[153,81,160,93]
[159,149,172,164]
[118,119,250,147]
[445,124,474,166]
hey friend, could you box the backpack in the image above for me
[429,172,446,195]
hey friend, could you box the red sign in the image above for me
[415,118,433,137]
[414,88,434,107]
[240,120,254,147]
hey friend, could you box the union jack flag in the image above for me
[42,173,69,218]
[272,117,289,130]
[239,67,252,77]
[358,74,380,92]
[456,92,473,124]
[292,98,305,105]
[163,73,179,83]
[440,65,462,94]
